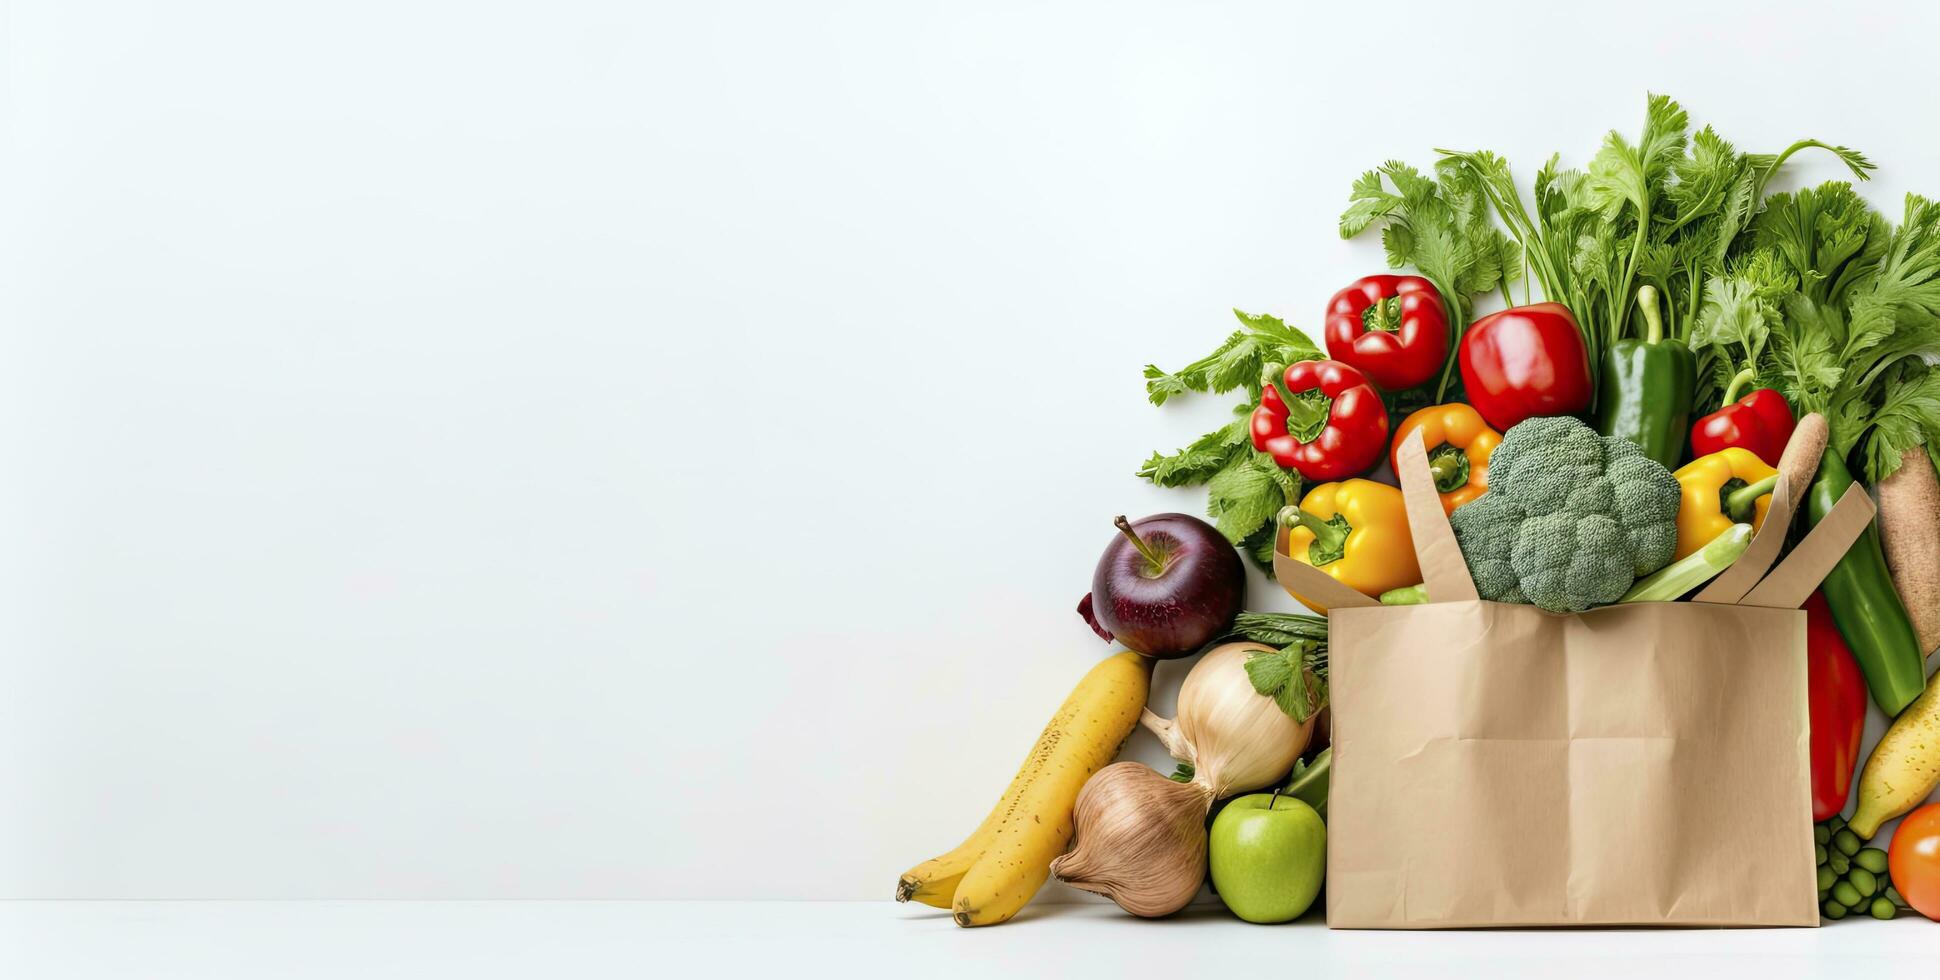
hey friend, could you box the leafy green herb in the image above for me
[1688,250,1797,405]
[1753,182,1889,308]
[1137,310,1321,569]
[1860,362,1940,483]
[1340,158,1521,398]
[1166,761,1195,783]
[1242,641,1328,722]
[1718,186,1940,483]
[1440,93,1873,384]
[1141,309,1321,407]
[1204,450,1298,544]
[1137,407,1251,489]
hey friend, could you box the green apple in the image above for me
[1208,792,1326,923]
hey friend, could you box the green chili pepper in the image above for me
[1593,286,1695,470]
[1807,450,1928,716]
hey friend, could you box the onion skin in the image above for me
[1141,642,1315,798]
[1050,762,1212,918]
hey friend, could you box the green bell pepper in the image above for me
[1808,450,1927,716]
[1594,285,1695,470]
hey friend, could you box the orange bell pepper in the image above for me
[1390,403,1500,514]
[1279,479,1420,613]
[1671,447,1776,560]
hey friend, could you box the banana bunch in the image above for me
[895,650,1152,927]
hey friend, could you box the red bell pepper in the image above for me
[1323,275,1448,391]
[1807,590,1867,822]
[1690,368,1795,467]
[1456,303,1593,432]
[1252,359,1387,481]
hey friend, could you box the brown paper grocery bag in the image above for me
[1276,433,1873,928]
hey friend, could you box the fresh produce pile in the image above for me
[898,95,1940,928]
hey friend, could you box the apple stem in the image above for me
[1269,786,1283,810]
[1114,515,1164,571]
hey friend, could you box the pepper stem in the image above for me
[1113,515,1165,574]
[1427,443,1472,494]
[1723,475,1778,523]
[1638,284,1665,345]
[1721,367,1756,408]
[1278,506,1350,566]
[1361,296,1402,333]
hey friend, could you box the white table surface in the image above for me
[2,900,1934,978]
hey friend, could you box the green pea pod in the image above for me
[1808,450,1927,716]
[1594,286,1694,470]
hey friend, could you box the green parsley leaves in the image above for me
[1441,93,1875,380]
[1138,309,1320,569]
[1242,642,1328,722]
[1142,309,1321,407]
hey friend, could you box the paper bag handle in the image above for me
[1268,429,1479,608]
[1395,429,1480,603]
[1273,525,1381,609]
[1736,484,1875,610]
[1691,477,1798,605]
[1268,429,1478,608]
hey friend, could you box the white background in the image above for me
[2,0,1936,902]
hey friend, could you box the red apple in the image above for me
[1077,513,1244,659]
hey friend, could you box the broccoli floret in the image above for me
[1449,416,1680,613]
[1603,447,1682,576]
[1510,513,1632,614]
[1446,492,1529,603]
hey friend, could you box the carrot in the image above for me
[1879,445,1940,656]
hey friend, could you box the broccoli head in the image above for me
[1447,416,1680,613]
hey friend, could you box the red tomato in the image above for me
[1889,802,1940,921]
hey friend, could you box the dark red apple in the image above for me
[1077,513,1245,659]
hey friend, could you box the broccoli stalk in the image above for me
[1379,584,1430,605]
[1620,524,1754,602]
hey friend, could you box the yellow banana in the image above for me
[896,650,1151,911]
[950,650,1151,927]
[895,770,1028,907]
[1851,667,1940,839]
[895,668,1102,907]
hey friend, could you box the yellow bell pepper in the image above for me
[1280,478,1421,613]
[1391,403,1499,515]
[1671,447,1777,560]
